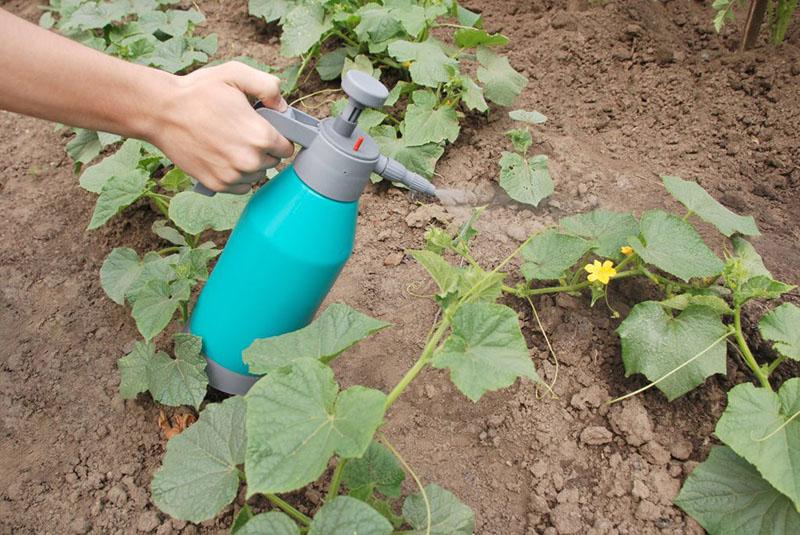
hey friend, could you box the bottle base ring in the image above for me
[204,356,262,396]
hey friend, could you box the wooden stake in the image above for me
[741,0,770,51]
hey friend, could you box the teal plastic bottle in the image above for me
[188,71,436,394]
[188,166,358,393]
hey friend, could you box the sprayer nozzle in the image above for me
[375,155,436,196]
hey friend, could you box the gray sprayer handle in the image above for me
[192,104,321,197]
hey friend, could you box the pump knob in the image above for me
[341,70,389,110]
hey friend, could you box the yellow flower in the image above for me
[584,260,617,285]
[402,60,413,69]
[620,246,634,256]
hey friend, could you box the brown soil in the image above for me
[1,1,799,534]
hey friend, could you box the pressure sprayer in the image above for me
[188,71,437,395]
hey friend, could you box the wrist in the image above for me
[128,67,182,144]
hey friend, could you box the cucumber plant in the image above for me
[250,0,529,181]
[498,175,798,532]
[149,215,538,532]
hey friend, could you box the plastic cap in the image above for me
[342,70,389,109]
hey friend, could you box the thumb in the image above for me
[224,61,287,111]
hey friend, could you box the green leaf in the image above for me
[662,175,759,237]
[244,303,390,374]
[118,341,159,399]
[509,109,547,124]
[402,484,475,535]
[144,37,208,73]
[248,0,296,22]
[88,169,150,230]
[173,246,219,281]
[231,505,254,534]
[280,4,332,57]
[504,128,532,154]
[79,139,144,193]
[404,90,460,146]
[498,152,552,207]
[159,168,191,193]
[476,47,527,106]
[342,54,381,79]
[343,441,405,499]
[734,275,794,306]
[236,512,300,535]
[731,236,772,279]
[759,303,800,361]
[715,379,800,510]
[279,62,301,94]
[370,125,444,179]
[617,302,729,401]
[245,359,386,495]
[460,76,488,112]
[357,108,388,131]
[151,397,246,522]
[675,446,800,535]
[628,210,724,282]
[131,279,191,340]
[100,248,143,305]
[316,48,348,80]
[455,3,482,28]
[125,252,178,304]
[433,302,537,401]
[385,80,414,106]
[409,250,462,297]
[658,294,732,316]
[308,496,392,535]
[458,266,505,304]
[454,28,508,47]
[152,220,188,246]
[355,3,403,43]
[168,190,251,234]
[390,1,427,37]
[147,333,208,409]
[387,39,458,88]
[520,229,591,281]
[559,209,640,260]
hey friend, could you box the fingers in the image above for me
[253,119,295,159]
[224,61,287,111]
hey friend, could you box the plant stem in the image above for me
[333,29,359,49]
[265,494,311,526]
[434,22,478,30]
[733,305,772,390]
[505,269,640,297]
[325,459,347,503]
[158,246,180,256]
[766,354,786,376]
[384,319,450,410]
[639,265,697,292]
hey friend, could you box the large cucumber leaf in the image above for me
[245,359,386,495]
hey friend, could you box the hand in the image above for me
[150,61,295,194]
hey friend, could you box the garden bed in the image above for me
[0,0,798,533]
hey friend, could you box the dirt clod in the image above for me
[609,398,655,446]
[579,425,613,445]
[552,502,583,534]
[136,511,161,533]
[404,204,452,228]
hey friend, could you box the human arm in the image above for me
[0,8,293,193]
